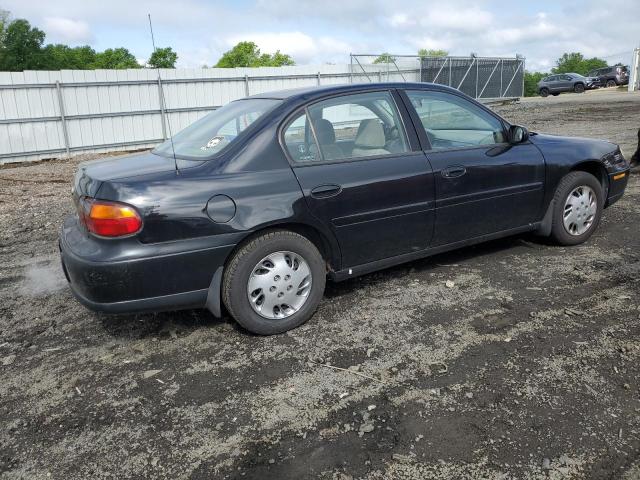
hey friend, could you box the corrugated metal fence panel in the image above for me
[0,64,366,163]
[0,61,521,164]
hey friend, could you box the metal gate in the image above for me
[350,54,525,99]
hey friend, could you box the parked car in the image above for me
[587,65,629,88]
[59,83,630,334]
[537,73,600,97]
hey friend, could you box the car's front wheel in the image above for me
[550,171,603,245]
[539,88,549,97]
[574,83,585,93]
[222,230,326,335]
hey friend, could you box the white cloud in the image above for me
[421,7,493,33]
[2,0,639,72]
[43,17,93,44]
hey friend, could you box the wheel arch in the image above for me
[231,222,339,273]
[537,161,609,237]
[206,221,339,318]
[570,160,609,199]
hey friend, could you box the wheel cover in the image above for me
[247,251,312,320]
[563,185,597,236]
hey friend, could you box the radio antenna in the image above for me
[148,14,179,174]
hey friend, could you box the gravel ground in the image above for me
[1,89,640,480]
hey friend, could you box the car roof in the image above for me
[243,82,457,102]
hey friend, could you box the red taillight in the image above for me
[78,198,142,237]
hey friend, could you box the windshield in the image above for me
[153,98,281,160]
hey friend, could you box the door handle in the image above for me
[441,166,467,178]
[311,184,342,198]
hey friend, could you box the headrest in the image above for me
[354,119,385,149]
[314,118,336,144]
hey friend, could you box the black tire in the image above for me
[539,88,549,97]
[550,171,603,246]
[574,83,585,93]
[606,79,616,88]
[222,230,326,335]
[552,93,560,96]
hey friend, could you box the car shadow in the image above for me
[96,233,550,337]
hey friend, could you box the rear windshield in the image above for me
[153,98,281,160]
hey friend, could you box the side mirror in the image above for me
[508,125,529,144]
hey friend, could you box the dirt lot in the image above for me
[1,89,640,480]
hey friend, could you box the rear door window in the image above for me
[305,91,409,162]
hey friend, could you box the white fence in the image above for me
[0,64,422,164]
[1,56,529,164]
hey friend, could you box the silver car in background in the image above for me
[537,73,600,97]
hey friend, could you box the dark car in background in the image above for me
[537,73,600,97]
[59,82,630,335]
[588,65,629,88]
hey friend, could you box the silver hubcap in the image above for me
[563,185,597,236]
[247,251,312,320]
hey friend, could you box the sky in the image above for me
[2,0,639,72]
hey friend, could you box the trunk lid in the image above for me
[72,151,204,199]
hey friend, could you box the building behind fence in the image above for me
[1,55,524,164]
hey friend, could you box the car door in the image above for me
[546,75,559,92]
[282,90,435,268]
[400,89,545,247]
[560,75,575,91]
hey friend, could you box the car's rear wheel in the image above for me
[606,79,616,88]
[222,230,326,335]
[574,83,585,93]
[550,171,603,246]
[539,88,549,97]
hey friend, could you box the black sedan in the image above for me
[59,83,630,334]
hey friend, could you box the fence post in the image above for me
[500,60,504,97]
[317,72,321,86]
[449,60,452,87]
[349,54,353,84]
[55,81,71,156]
[156,78,167,140]
[521,58,525,98]
[629,48,640,93]
[475,60,479,98]
[244,74,250,96]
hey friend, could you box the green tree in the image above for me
[0,18,45,71]
[0,9,9,42]
[148,47,177,68]
[373,52,395,64]
[267,50,295,66]
[524,71,546,97]
[418,48,448,58]
[552,52,607,75]
[215,41,294,67]
[39,44,97,70]
[92,48,140,69]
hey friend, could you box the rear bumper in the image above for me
[59,216,236,315]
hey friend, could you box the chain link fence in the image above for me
[350,54,525,99]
